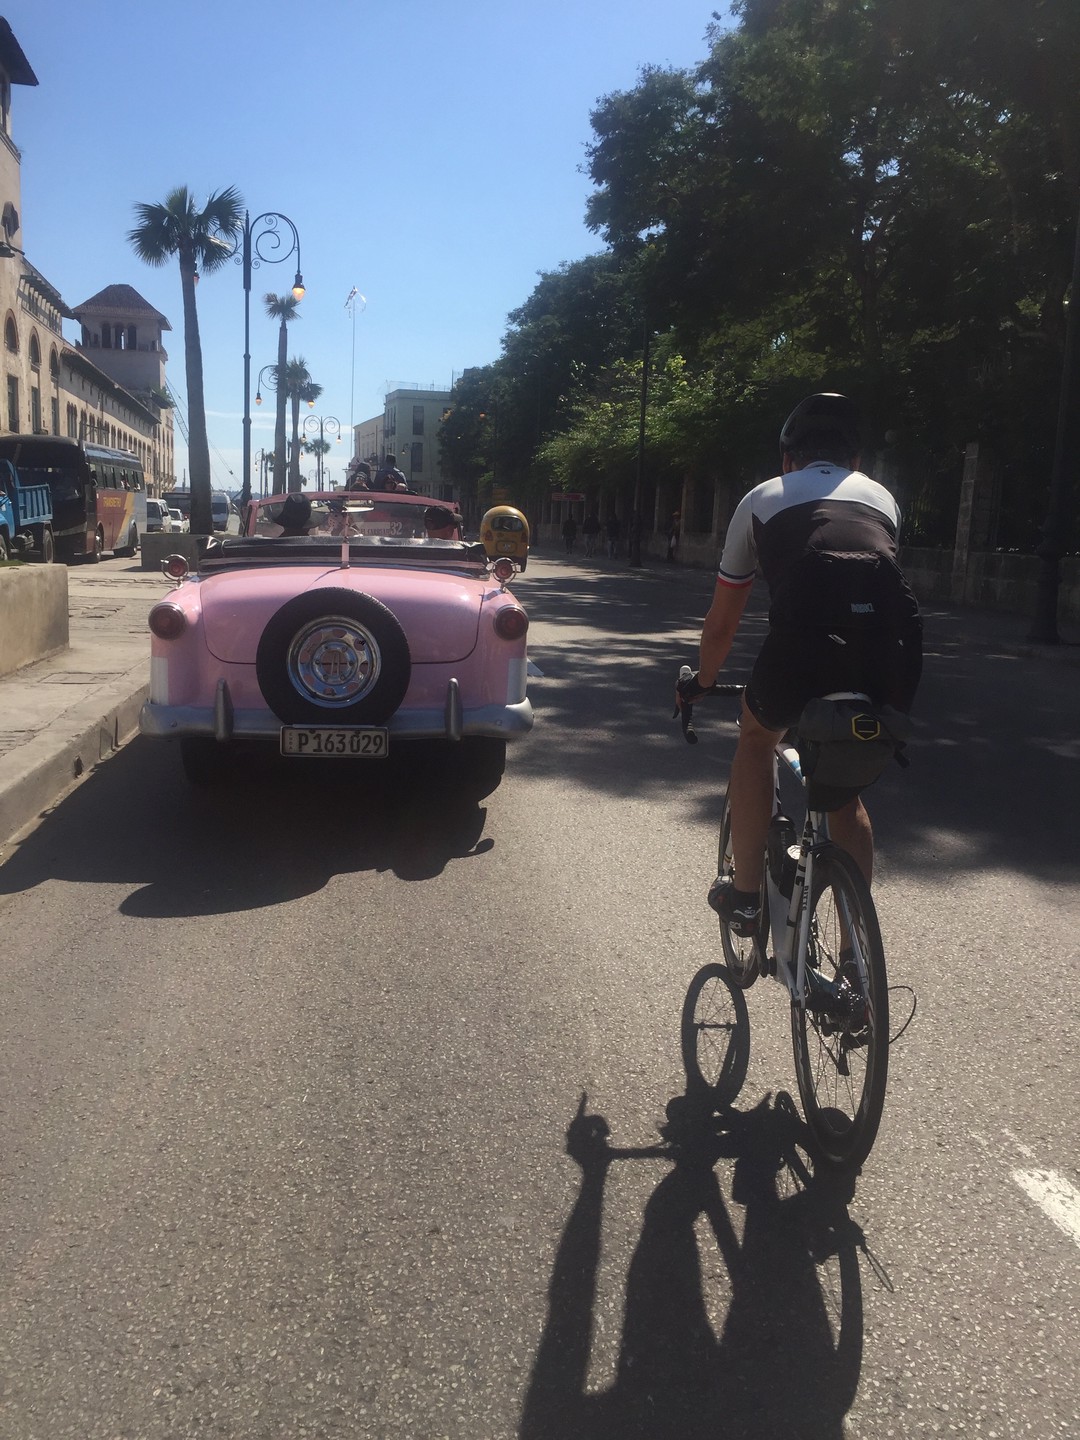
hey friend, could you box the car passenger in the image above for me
[373,454,408,491]
[276,493,313,537]
[424,505,460,540]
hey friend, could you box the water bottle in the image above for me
[767,813,799,898]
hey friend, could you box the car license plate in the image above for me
[280,727,389,758]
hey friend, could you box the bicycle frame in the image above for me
[760,692,873,1007]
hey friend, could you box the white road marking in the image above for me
[1012,1169,1080,1249]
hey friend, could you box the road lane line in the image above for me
[1012,1169,1080,1249]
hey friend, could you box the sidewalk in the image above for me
[0,559,164,850]
[1,554,1077,851]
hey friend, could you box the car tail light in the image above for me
[162,554,190,581]
[493,605,528,641]
[148,603,187,640]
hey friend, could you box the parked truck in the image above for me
[0,458,54,563]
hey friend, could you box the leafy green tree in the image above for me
[128,185,244,534]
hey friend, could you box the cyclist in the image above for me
[676,393,922,934]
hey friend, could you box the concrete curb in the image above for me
[0,670,149,847]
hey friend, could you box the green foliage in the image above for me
[447,1,1080,548]
[128,185,244,534]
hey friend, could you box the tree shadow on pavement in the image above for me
[520,1089,873,1440]
[0,738,496,916]
[517,566,1080,888]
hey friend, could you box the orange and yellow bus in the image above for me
[0,436,147,562]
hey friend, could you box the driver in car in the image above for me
[424,505,460,540]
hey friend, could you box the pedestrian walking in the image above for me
[666,510,680,563]
[561,513,578,554]
[605,512,621,558]
[582,510,601,557]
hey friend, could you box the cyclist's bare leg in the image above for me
[827,797,873,887]
[729,698,785,892]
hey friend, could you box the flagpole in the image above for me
[345,288,365,452]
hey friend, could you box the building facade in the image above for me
[0,19,175,493]
[353,385,455,501]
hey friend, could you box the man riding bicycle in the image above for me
[676,393,922,934]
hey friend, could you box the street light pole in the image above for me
[303,414,341,490]
[241,209,304,511]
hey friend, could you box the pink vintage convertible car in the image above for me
[139,490,533,785]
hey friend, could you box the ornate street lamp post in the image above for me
[240,210,304,510]
[303,414,341,489]
[253,365,279,493]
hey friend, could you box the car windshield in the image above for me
[249,498,460,541]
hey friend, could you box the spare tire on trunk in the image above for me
[256,588,412,725]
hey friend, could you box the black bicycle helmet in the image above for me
[779,392,861,457]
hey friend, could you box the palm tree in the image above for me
[129,185,243,535]
[283,358,322,489]
[263,293,300,494]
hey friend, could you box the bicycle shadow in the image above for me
[520,1086,876,1440]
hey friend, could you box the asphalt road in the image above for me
[0,553,1077,1439]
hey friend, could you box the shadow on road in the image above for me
[0,738,496,914]
[520,1087,874,1440]
[517,563,1080,887]
[518,951,888,1439]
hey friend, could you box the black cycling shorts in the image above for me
[744,618,923,733]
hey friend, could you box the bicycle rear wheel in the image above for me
[716,795,766,988]
[791,845,889,1171]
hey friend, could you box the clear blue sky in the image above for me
[10,0,728,490]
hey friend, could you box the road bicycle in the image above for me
[676,669,911,1170]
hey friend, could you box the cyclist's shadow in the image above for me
[521,1085,872,1440]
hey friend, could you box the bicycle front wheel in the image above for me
[791,845,889,1171]
[680,963,750,1105]
[716,796,766,988]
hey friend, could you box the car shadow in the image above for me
[0,737,497,916]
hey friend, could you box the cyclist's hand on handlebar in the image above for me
[675,670,713,709]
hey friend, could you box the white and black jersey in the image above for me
[719,464,902,595]
[718,462,922,727]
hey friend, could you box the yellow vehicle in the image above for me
[480,505,529,570]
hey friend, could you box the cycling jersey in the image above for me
[718,462,922,728]
[718,463,902,597]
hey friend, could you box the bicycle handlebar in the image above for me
[673,666,745,744]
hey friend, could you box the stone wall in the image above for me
[0,564,69,677]
[900,548,1080,624]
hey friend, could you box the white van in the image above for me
[146,499,172,533]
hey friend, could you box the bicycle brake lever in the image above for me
[676,665,699,744]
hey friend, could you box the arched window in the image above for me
[4,314,17,353]
[29,332,41,368]
[50,347,60,381]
